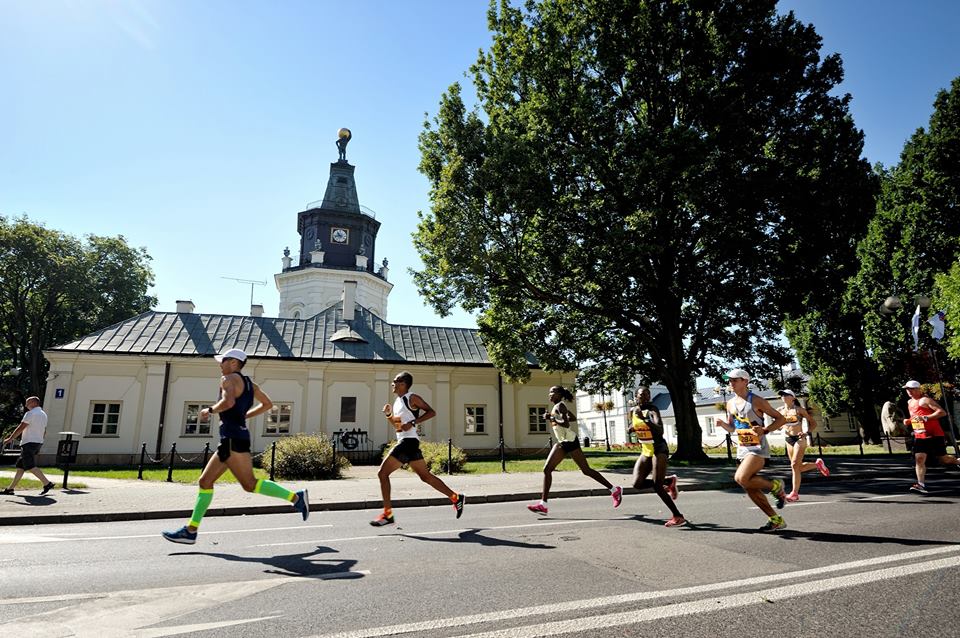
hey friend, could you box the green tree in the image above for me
[849,77,960,402]
[414,0,875,460]
[0,216,155,420]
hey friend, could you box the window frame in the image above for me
[339,396,357,424]
[182,401,215,437]
[265,402,293,436]
[464,404,487,435]
[528,405,548,433]
[87,401,122,437]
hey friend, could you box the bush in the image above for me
[262,434,349,480]
[382,439,467,474]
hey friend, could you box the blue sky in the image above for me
[2,1,959,339]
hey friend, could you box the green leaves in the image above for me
[0,216,156,418]
[414,0,873,458]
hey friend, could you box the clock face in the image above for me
[331,227,349,244]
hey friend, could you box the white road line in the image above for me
[0,524,333,545]
[455,554,960,638]
[135,615,281,637]
[304,544,960,638]
[0,592,107,606]
[250,518,620,548]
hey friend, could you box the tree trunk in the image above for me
[661,369,709,462]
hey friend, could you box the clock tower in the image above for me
[275,132,393,319]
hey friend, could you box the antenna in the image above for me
[221,276,266,307]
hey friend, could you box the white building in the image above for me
[41,149,567,464]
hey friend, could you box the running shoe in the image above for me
[611,485,623,508]
[527,502,548,515]
[758,516,787,532]
[664,515,687,527]
[370,512,395,526]
[785,492,800,503]
[909,483,929,495]
[769,478,787,509]
[454,494,466,519]
[0,488,13,495]
[161,526,198,545]
[815,458,830,477]
[665,475,679,500]
[293,489,310,521]
[40,482,55,496]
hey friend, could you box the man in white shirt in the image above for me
[2,396,55,495]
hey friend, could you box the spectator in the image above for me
[2,396,55,495]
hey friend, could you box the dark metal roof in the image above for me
[49,304,499,365]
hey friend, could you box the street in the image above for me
[1,476,958,638]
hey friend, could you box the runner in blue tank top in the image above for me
[714,369,789,532]
[162,349,310,544]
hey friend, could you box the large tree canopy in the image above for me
[0,216,156,424]
[849,77,960,402]
[414,0,874,459]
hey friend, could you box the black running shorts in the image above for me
[389,438,424,464]
[217,437,252,462]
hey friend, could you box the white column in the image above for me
[305,367,325,435]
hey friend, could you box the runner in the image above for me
[629,386,685,527]
[527,386,622,515]
[902,380,960,494]
[370,370,464,526]
[778,389,829,501]
[714,369,789,532]
[161,349,309,544]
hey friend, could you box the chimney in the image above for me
[175,300,195,314]
[342,281,357,322]
[250,304,264,317]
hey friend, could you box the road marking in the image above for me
[136,615,281,637]
[304,545,960,638]
[453,554,960,638]
[0,571,370,634]
[0,524,333,545]
[250,518,619,548]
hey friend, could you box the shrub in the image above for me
[262,434,349,480]
[382,439,467,474]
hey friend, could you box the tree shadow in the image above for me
[399,528,555,549]
[627,514,958,547]
[171,545,363,578]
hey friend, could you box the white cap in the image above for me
[778,389,796,397]
[214,348,247,362]
[726,368,750,382]
[902,380,921,389]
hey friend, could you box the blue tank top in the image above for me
[219,373,253,440]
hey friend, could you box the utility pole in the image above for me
[221,276,266,307]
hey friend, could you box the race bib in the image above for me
[911,417,926,434]
[733,414,761,447]
[632,417,653,442]
[785,415,799,424]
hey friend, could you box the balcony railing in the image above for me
[302,200,377,219]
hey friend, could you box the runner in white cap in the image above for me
[715,369,789,531]
[902,380,960,494]
[162,349,309,544]
[777,389,829,501]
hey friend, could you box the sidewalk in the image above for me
[0,455,925,526]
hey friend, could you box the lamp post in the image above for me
[879,293,960,456]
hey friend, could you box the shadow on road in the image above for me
[399,528,555,549]
[172,545,364,578]
[5,495,57,506]
[627,514,959,547]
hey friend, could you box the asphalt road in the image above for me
[1,475,958,638]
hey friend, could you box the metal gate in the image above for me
[332,429,382,465]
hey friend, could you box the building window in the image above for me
[823,417,833,432]
[266,403,292,435]
[89,402,120,435]
[529,406,548,433]
[340,397,357,423]
[292,311,301,319]
[704,416,716,436]
[465,405,486,434]
[183,402,214,436]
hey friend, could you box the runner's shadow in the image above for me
[399,529,555,549]
[7,495,57,506]
[172,545,364,578]
[848,499,956,505]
